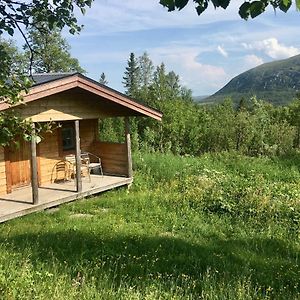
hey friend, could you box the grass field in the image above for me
[0,152,299,299]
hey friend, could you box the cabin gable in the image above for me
[15,88,139,122]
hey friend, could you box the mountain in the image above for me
[206,54,300,105]
[193,95,211,104]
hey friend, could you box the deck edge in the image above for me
[0,178,132,223]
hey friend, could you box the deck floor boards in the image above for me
[0,175,132,223]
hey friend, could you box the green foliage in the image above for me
[0,152,299,299]
[0,38,33,145]
[103,53,300,158]
[131,93,298,157]
[0,1,93,37]
[159,0,298,19]
[0,112,32,146]
[99,117,124,143]
[134,151,300,227]
[25,24,85,73]
[123,52,140,97]
[0,38,30,105]
[0,114,56,147]
[137,52,154,94]
[0,0,91,145]
[149,62,184,102]
[288,97,300,147]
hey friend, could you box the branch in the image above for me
[12,17,34,77]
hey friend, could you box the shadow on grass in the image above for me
[1,230,299,296]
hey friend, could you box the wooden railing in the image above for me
[92,141,128,177]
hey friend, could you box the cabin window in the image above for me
[62,126,75,151]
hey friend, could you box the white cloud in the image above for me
[67,1,300,95]
[149,46,228,94]
[79,0,243,34]
[244,54,264,68]
[217,45,228,57]
[242,38,300,59]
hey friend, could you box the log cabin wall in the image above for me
[0,148,7,195]
[93,141,128,176]
[80,119,98,153]
[38,119,98,185]
[38,129,61,185]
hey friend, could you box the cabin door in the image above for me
[8,140,31,189]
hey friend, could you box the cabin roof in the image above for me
[31,72,78,86]
[0,73,162,121]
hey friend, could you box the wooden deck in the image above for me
[0,175,132,223]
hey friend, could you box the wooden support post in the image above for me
[4,147,12,194]
[125,117,133,178]
[75,120,82,192]
[30,123,39,205]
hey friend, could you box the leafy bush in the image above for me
[134,151,300,228]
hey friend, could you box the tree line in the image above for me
[102,52,300,157]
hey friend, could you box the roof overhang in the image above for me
[0,73,162,121]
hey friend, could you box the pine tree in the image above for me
[123,52,139,97]
[99,72,108,85]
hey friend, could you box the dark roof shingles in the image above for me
[31,72,78,86]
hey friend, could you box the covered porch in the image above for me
[0,174,132,223]
[0,73,162,223]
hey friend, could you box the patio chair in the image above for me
[65,154,91,183]
[81,152,103,176]
[51,160,69,183]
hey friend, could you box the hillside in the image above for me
[206,54,300,105]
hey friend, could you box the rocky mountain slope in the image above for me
[206,54,300,105]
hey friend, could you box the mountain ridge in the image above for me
[206,54,300,105]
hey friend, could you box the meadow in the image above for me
[0,152,299,299]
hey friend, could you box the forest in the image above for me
[103,52,300,159]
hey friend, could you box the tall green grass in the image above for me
[0,152,299,299]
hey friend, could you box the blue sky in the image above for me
[64,1,300,96]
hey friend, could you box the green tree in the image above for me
[0,1,92,38]
[123,52,140,97]
[0,38,27,74]
[166,70,181,99]
[288,97,300,148]
[99,72,108,85]
[0,38,28,104]
[151,63,168,103]
[0,0,92,99]
[138,52,154,93]
[0,38,32,146]
[25,24,84,73]
[180,86,193,102]
[150,63,184,104]
[0,0,92,145]
[159,0,298,19]
[235,108,252,152]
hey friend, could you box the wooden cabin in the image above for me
[0,73,162,223]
